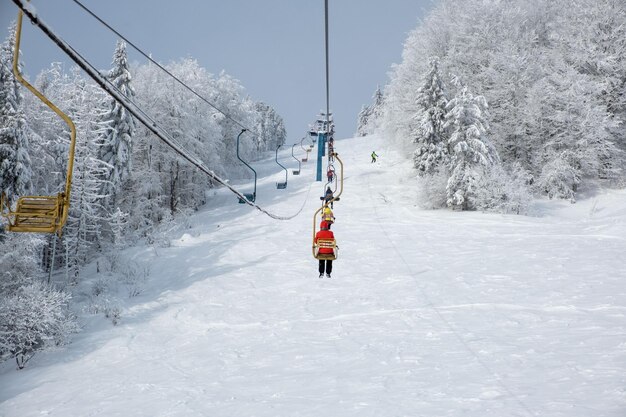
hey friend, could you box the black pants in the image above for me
[318,260,333,275]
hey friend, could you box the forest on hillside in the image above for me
[0,25,285,367]
[358,0,625,212]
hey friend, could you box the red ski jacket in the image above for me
[315,229,335,254]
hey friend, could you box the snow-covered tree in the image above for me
[538,153,581,201]
[473,163,532,214]
[109,207,129,247]
[212,71,260,175]
[99,40,136,207]
[56,68,110,282]
[122,119,166,235]
[412,58,449,176]
[383,0,626,205]
[533,62,621,198]
[356,86,385,137]
[27,63,72,196]
[0,230,76,370]
[0,22,32,205]
[355,104,371,137]
[370,85,385,124]
[444,86,498,210]
[0,233,43,295]
[0,281,78,369]
[253,101,286,152]
[133,59,224,215]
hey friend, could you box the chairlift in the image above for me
[319,153,342,205]
[235,129,256,203]
[300,137,310,162]
[312,183,340,261]
[1,11,76,235]
[275,145,288,189]
[291,143,301,175]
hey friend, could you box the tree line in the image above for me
[358,0,625,212]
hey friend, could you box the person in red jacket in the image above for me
[315,221,336,278]
[327,166,334,183]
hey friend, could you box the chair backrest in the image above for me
[314,238,337,260]
[317,238,335,249]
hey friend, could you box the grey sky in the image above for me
[1,0,435,143]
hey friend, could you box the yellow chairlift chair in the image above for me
[0,10,76,236]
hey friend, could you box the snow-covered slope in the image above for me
[1,134,626,416]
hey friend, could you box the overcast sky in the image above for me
[1,0,436,143]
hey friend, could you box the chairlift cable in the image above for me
[11,0,302,221]
[70,0,259,137]
[324,0,330,130]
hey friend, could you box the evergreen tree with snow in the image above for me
[355,104,371,137]
[372,85,385,117]
[27,63,73,194]
[444,86,498,210]
[412,58,449,176]
[383,0,626,200]
[98,40,136,207]
[0,22,32,206]
[356,86,385,137]
[63,69,110,282]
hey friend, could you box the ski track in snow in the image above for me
[1,134,626,417]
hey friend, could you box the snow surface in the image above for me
[1,134,626,416]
